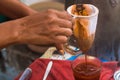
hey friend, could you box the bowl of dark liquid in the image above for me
[71,55,102,80]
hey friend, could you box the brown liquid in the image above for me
[74,19,95,52]
[73,7,96,80]
[72,4,100,80]
[73,63,100,80]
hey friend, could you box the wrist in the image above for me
[11,18,27,44]
[0,20,20,48]
[27,9,38,16]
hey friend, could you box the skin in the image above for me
[0,0,72,52]
[0,0,37,19]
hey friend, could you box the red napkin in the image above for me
[15,59,120,80]
[100,61,119,80]
[15,58,75,80]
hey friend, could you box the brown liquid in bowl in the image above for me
[73,63,100,80]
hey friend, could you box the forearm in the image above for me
[0,20,19,49]
[0,0,37,19]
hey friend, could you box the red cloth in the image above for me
[15,58,75,80]
[100,61,119,80]
[15,59,120,80]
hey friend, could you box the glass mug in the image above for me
[63,4,99,55]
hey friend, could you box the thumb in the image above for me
[55,44,64,55]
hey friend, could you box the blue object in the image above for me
[67,54,82,61]
[67,53,108,63]
[99,58,108,62]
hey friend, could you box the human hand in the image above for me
[15,9,72,46]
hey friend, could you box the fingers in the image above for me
[45,9,73,29]
[55,44,64,55]
[51,28,72,44]
[55,28,73,37]
[56,11,72,21]
[55,36,68,43]
[47,9,72,21]
[53,18,72,28]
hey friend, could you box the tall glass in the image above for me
[64,4,99,55]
